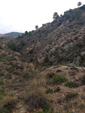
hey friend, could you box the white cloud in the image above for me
[0,0,85,33]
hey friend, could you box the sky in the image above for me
[0,0,85,34]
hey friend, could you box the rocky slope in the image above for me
[8,5,85,67]
[0,5,85,113]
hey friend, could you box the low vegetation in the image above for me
[25,91,50,112]
[81,75,85,85]
[65,81,79,88]
[53,74,68,84]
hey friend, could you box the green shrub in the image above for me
[0,80,4,85]
[65,81,79,88]
[53,74,68,84]
[30,58,33,62]
[44,55,49,63]
[0,58,2,61]
[0,100,16,113]
[0,45,2,49]
[29,49,34,54]
[81,75,85,85]
[8,42,17,51]
[13,71,19,75]
[22,71,30,80]
[25,31,28,35]
[0,72,4,77]
[20,39,25,46]
[65,14,70,19]
[75,9,82,19]
[78,17,84,25]
[0,107,12,113]
[36,106,54,113]
[0,88,5,95]
[20,65,24,70]
[23,72,28,78]
[28,31,32,36]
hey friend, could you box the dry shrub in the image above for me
[25,77,50,111]
[0,99,17,113]
[46,72,55,79]
[25,89,50,111]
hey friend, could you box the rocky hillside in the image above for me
[8,5,85,67]
[0,5,85,113]
[0,38,85,113]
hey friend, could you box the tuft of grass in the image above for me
[46,87,54,94]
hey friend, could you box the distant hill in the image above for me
[0,32,23,38]
[0,34,4,37]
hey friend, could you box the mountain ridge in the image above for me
[0,32,23,38]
